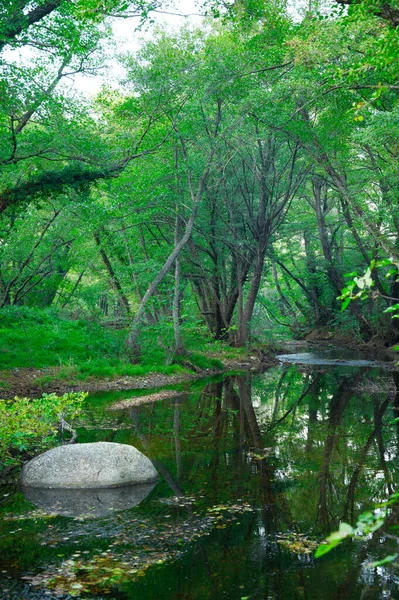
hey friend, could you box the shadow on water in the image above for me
[0,360,398,599]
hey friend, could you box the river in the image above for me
[0,350,398,599]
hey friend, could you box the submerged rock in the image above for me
[21,442,158,489]
[23,481,157,518]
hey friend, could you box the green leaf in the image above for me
[383,304,399,313]
[375,259,392,267]
[340,297,351,311]
[315,523,354,558]
[326,522,353,542]
[367,554,398,568]
[385,269,398,278]
[314,539,342,558]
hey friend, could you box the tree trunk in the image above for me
[93,231,131,315]
[173,213,185,355]
[126,158,213,360]
[237,242,269,346]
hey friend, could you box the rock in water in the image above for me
[21,442,158,489]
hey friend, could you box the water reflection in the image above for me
[22,481,157,518]
[1,365,398,600]
[118,367,398,599]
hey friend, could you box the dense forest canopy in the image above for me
[1,0,399,360]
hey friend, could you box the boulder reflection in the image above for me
[22,481,157,518]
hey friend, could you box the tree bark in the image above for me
[94,231,131,315]
[126,157,213,359]
[173,213,185,355]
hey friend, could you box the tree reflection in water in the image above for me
[123,366,398,599]
[0,365,398,599]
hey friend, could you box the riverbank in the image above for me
[303,328,398,359]
[2,337,397,399]
[0,352,278,399]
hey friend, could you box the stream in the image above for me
[1,349,398,599]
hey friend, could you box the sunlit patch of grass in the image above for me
[75,358,188,380]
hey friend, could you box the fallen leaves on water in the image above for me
[277,533,319,555]
[160,495,197,508]
[20,500,256,597]
[207,502,255,515]
[4,509,58,521]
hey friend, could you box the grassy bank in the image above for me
[0,307,231,391]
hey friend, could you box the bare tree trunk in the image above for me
[126,160,213,359]
[173,212,185,355]
[312,175,344,295]
[237,236,269,346]
[94,231,131,315]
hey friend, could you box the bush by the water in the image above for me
[0,392,86,469]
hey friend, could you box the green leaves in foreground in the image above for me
[315,494,399,559]
[314,522,354,558]
[368,554,399,568]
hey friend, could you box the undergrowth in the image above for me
[0,392,86,469]
[0,307,228,383]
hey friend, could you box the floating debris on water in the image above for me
[277,532,319,555]
[109,390,187,410]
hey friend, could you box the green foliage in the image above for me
[2,0,399,354]
[0,392,86,468]
[338,260,399,320]
[315,492,399,560]
[0,307,126,369]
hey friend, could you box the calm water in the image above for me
[1,361,398,599]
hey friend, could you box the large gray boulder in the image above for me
[21,442,158,489]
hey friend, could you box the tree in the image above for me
[0,0,172,216]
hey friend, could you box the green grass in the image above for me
[76,358,188,379]
[0,307,126,369]
[0,307,226,382]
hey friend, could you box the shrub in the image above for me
[0,392,86,469]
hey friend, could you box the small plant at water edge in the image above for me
[0,392,86,469]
